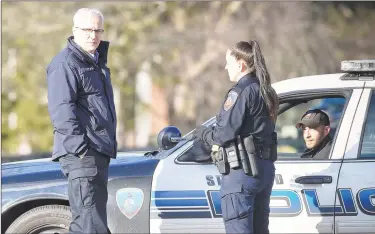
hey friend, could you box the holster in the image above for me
[242,135,259,177]
[270,132,278,162]
[211,146,229,175]
[237,136,251,176]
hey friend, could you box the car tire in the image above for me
[5,204,71,234]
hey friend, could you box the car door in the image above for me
[335,89,375,233]
[150,140,222,233]
[150,89,362,234]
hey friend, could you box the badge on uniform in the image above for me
[223,91,238,111]
[116,188,144,219]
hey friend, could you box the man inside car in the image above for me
[296,109,332,159]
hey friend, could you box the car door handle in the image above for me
[295,176,332,184]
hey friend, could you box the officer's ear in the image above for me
[239,60,247,72]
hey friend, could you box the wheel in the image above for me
[5,205,71,234]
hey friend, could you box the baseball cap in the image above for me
[295,109,330,129]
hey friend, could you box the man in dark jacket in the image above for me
[296,109,332,159]
[47,8,116,234]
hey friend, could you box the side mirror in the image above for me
[157,126,183,150]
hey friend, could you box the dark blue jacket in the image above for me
[203,73,275,148]
[47,36,117,161]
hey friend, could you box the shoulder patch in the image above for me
[223,91,239,111]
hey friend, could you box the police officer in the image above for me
[193,40,279,234]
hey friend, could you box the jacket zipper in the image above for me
[95,63,117,154]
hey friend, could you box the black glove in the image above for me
[193,125,210,140]
[190,138,213,162]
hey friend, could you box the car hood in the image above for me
[1,152,159,185]
[1,152,161,215]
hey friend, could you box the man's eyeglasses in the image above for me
[75,27,104,35]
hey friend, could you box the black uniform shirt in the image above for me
[202,73,275,148]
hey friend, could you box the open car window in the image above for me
[276,96,346,160]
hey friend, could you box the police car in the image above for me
[2,60,375,234]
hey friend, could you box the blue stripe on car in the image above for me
[152,190,206,199]
[152,199,208,207]
[150,190,212,218]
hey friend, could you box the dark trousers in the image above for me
[59,149,111,234]
[220,158,275,234]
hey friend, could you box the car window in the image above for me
[276,97,346,160]
[359,92,375,158]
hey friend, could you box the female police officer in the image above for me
[193,40,279,234]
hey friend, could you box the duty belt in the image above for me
[211,132,278,177]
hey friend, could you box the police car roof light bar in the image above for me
[341,60,375,72]
[340,60,375,81]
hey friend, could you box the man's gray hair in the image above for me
[73,8,104,26]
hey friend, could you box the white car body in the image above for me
[150,72,375,233]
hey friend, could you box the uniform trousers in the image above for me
[220,158,275,234]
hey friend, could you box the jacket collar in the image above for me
[67,36,109,65]
[237,72,258,85]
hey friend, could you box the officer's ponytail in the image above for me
[250,40,279,123]
[229,40,279,123]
